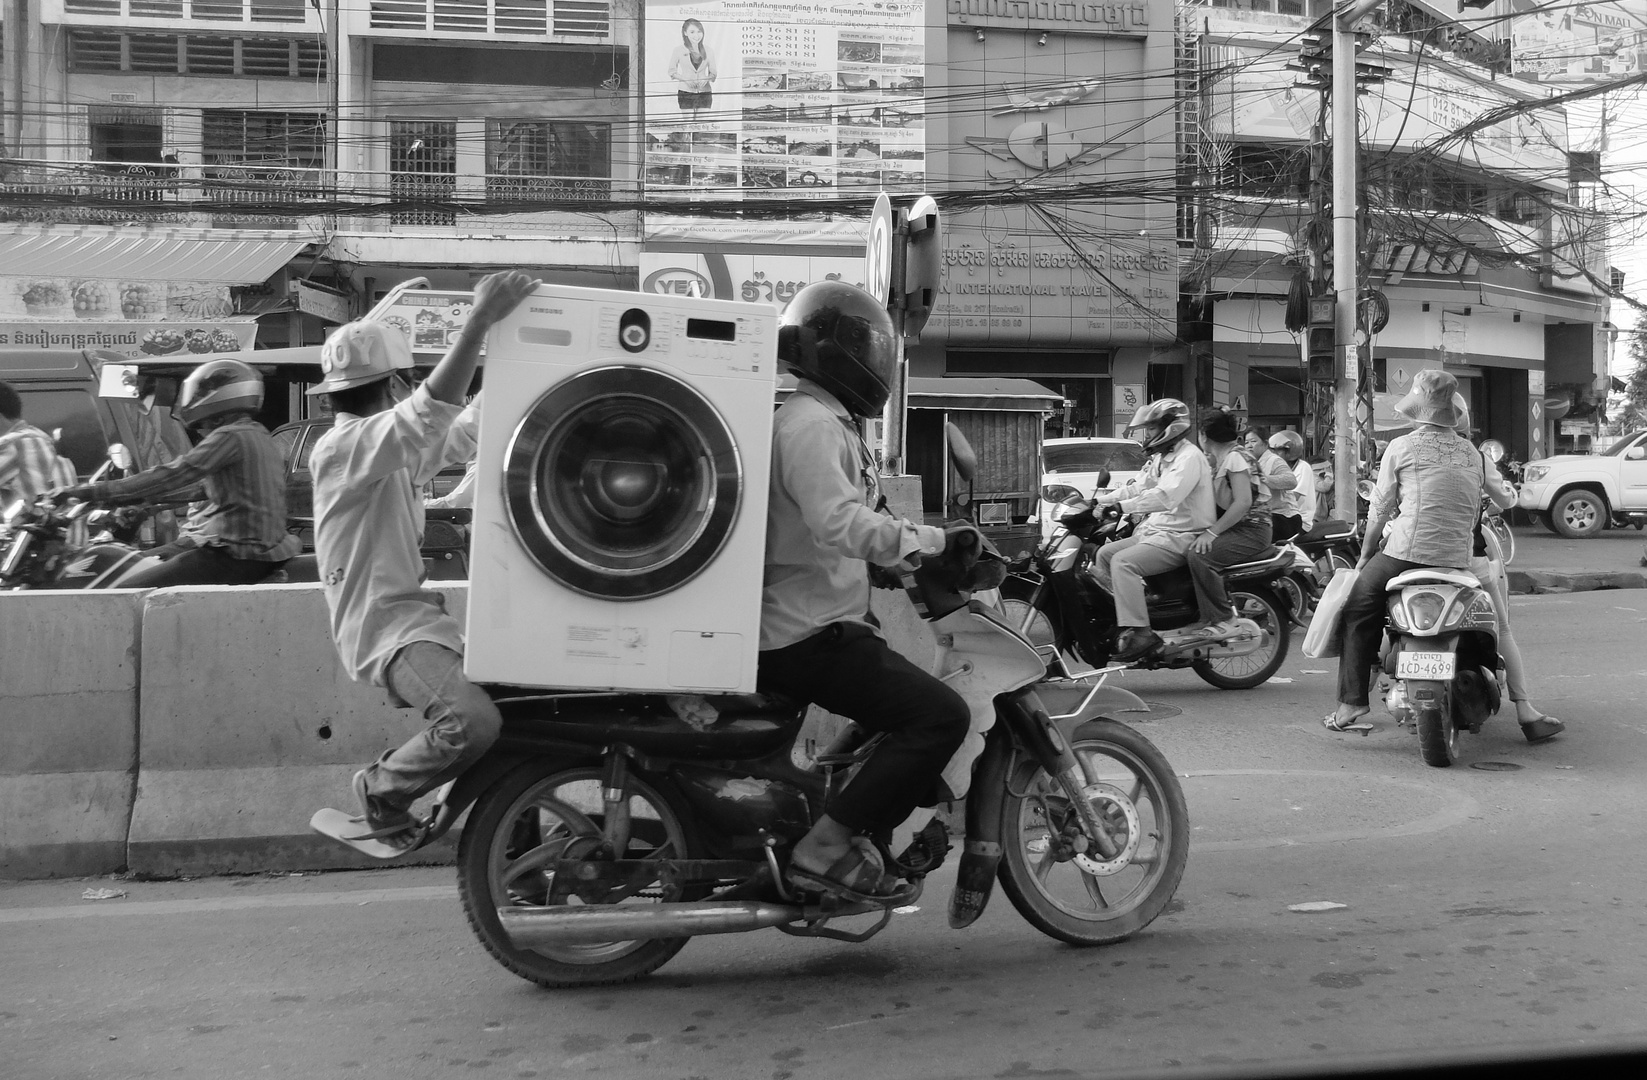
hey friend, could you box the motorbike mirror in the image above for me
[108,443,134,472]
[945,422,978,485]
[1093,468,1111,490]
[1480,438,1506,464]
[1356,479,1377,501]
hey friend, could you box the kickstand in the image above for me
[778,903,896,943]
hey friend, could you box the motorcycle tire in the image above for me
[1191,586,1291,690]
[1415,702,1460,768]
[1275,571,1312,627]
[457,758,703,988]
[997,719,1189,946]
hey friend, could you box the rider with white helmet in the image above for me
[1267,428,1314,532]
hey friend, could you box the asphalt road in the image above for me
[4,592,1645,1080]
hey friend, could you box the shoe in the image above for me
[348,769,420,848]
[1112,628,1164,663]
[1520,717,1565,744]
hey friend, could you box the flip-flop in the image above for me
[1322,713,1374,736]
[786,844,900,904]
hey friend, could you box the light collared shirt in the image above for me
[761,381,945,651]
[312,384,480,691]
[0,420,75,506]
[1109,439,1215,533]
[1372,427,1502,567]
[1255,449,1299,509]
[88,417,301,562]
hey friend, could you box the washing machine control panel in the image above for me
[593,304,773,378]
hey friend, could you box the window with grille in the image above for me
[390,120,458,227]
[251,0,305,20]
[203,110,325,168]
[366,0,609,35]
[68,31,124,72]
[65,0,122,13]
[130,0,185,15]
[130,35,181,72]
[66,31,325,77]
[552,0,607,35]
[485,118,610,202]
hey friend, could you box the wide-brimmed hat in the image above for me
[1393,368,1461,428]
[306,320,414,396]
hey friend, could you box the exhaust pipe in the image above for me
[499,901,804,947]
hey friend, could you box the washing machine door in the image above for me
[503,365,743,600]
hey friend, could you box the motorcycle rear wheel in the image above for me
[1192,586,1290,690]
[457,760,700,988]
[1415,703,1460,767]
[998,720,1189,946]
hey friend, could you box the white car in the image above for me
[1517,428,1647,538]
[1035,436,1146,538]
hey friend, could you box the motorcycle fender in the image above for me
[951,722,1013,929]
[1041,683,1148,746]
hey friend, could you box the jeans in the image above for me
[1091,529,1197,628]
[120,545,286,589]
[1186,517,1274,624]
[365,641,503,814]
[758,623,968,835]
[1336,552,1427,707]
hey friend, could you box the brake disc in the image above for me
[1072,782,1143,877]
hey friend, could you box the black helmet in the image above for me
[778,281,897,418]
[1124,398,1192,454]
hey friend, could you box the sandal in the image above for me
[347,770,423,849]
[1520,717,1565,744]
[786,843,900,904]
[1322,712,1374,736]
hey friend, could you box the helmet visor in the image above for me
[832,312,895,368]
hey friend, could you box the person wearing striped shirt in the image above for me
[56,359,299,587]
[0,380,77,508]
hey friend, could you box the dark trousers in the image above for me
[1271,514,1303,543]
[120,545,286,589]
[1337,552,1426,707]
[1186,517,1274,623]
[758,623,969,835]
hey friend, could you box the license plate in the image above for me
[1396,651,1455,679]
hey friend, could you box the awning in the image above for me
[0,225,311,284]
[777,375,1060,413]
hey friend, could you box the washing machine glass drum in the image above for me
[503,365,742,599]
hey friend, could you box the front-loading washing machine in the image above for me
[465,284,778,692]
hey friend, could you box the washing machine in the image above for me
[465,284,778,692]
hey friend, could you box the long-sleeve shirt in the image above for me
[0,421,75,506]
[668,46,716,92]
[1109,439,1215,533]
[312,384,480,692]
[85,417,299,561]
[761,381,945,651]
[1256,449,1299,505]
[1371,428,1503,566]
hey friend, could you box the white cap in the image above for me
[307,320,414,396]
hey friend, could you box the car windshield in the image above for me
[1044,442,1145,474]
[1599,431,1646,457]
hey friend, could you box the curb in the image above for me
[1506,568,1647,595]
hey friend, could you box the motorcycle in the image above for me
[1,496,168,589]
[1271,518,1362,625]
[1004,478,1293,690]
[1378,567,1503,767]
[381,533,1189,988]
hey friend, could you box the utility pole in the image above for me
[1331,0,1384,520]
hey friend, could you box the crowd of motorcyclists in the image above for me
[0,278,1569,898]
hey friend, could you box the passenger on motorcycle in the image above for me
[1325,370,1509,733]
[1244,429,1302,541]
[307,270,540,852]
[1183,407,1274,641]
[52,359,301,588]
[759,280,970,903]
[1267,429,1315,532]
[1090,398,1216,662]
[0,380,76,507]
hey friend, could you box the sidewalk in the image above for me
[1503,524,1647,594]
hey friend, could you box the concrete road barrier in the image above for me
[0,590,145,878]
[127,583,468,878]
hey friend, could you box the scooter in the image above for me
[1378,567,1503,767]
[1,497,166,589]
[1273,518,1361,625]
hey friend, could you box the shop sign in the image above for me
[638,252,866,311]
[371,290,478,357]
[0,321,257,357]
[945,0,1151,32]
[293,281,351,325]
[0,276,234,321]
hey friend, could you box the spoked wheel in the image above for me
[1274,572,1312,627]
[457,761,699,988]
[1192,586,1291,690]
[998,720,1189,945]
[1415,704,1460,767]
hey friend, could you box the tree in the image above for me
[1622,326,1647,432]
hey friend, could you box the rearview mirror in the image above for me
[108,443,134,471]
[945,422,978,484]
[1093,468,1111,491]
[1480,439,1506,463]
[1628,446,1646,461]
[98,364,141,399]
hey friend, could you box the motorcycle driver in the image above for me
[307,270,539,853]
[1090,398,1216,662]
[759,280,970,903]
[1244,428,1301,541]
[0,380,77,507]
[53,359,301,588]
[1267,429,1314,533]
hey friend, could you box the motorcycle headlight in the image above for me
[1406,591,1446,631]
[1523,465,1548,483]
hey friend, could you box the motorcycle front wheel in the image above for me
[457,759,700,988]
[1192,586,1291,690]
[998,719,1189,946]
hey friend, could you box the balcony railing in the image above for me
[0,158,634,235]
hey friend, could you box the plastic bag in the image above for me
[1302,567,1359,659]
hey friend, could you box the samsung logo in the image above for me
[643,268,713,298]
[529,306,565,314]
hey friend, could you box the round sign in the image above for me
[866,193,893,306]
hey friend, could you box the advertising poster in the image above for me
[0,320,257,357]
[371,290,482,359]
[0,277,236,321]
[643,0,927,200]
[1510,0,1647,84]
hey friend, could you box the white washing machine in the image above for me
[465,284,778,692]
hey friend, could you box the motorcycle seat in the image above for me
[1222,547,1290,580]
[1298,520,1355,544]
[1386,567,1480,591]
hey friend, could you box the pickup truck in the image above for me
[1516,428,1647,538]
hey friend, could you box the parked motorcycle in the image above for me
[1002,483,1293,690]
[1378,567,1503,767]
[378,530,1189,987]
